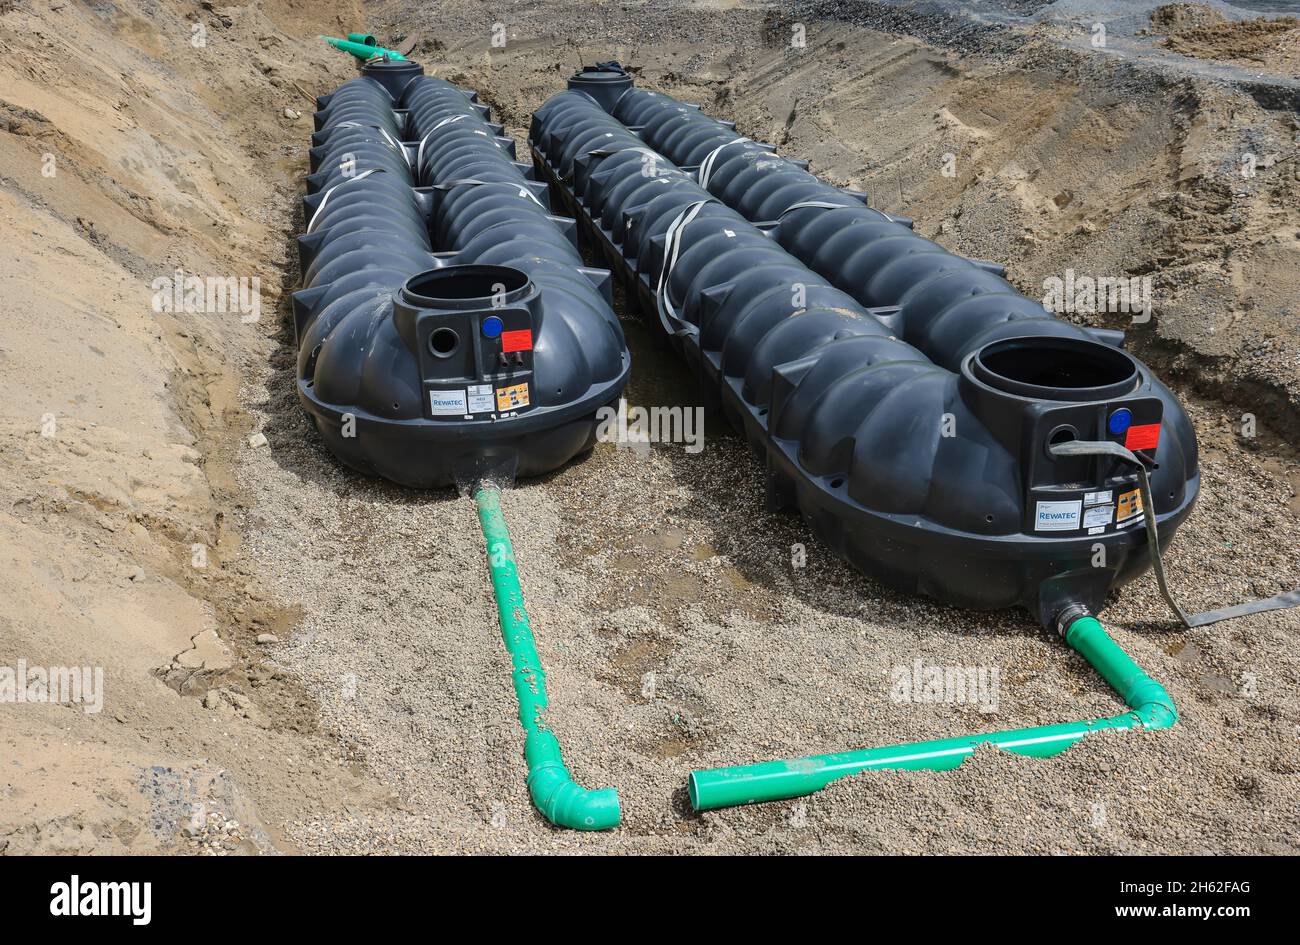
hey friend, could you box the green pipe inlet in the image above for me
[346,33,378,46]
[688,615,1176,812]
[475,487,621,830]
[322,36,407,61]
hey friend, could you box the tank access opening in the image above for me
[972,336,1139,402]
[401,265,531,310]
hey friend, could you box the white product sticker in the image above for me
[1035,500,1082,532]
[429,388,468,416]
[1084,490,1113,506]
[467,384,495,413]
[1083,504,1115,529]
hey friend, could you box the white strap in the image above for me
[416,114,470,173]
[377,126,410,167]
[655,199,711,335]
[560,138,648,181]
[752,199,863,229]
[329,121,410,168]
[431,178,544,207]
[307,167,381,233]
[580,144,675,184]
[586,145,660,161]
[697,137,751,190]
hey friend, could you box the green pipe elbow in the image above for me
[1064,615,1177,722]
[1134,701,1178,729]
[528,763,621,831]
[475,487,620,831]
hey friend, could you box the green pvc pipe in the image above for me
[347,33,378,46]
[689,615,1176,812]
[475,486,621,830]
[322,36,407,61]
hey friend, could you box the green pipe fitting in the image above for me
[1064,616,1177,723]
[347,33,378,46]
[322,36,408,61]
[475,487,620,830]
[688,613,1176,812]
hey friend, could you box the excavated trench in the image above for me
[239,17,1300,851]
[261,1,1300,852]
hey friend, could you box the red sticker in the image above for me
[501,329,533,353]
[1125,423,1161,451]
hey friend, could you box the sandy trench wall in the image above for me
[0,0,365,854]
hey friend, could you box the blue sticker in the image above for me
[482,315,504,339]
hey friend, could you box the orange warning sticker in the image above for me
[1117,487,1143,523]
[496,382,530,411]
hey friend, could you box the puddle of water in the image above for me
[619,314,698,410]
[1163,636,1242,695]
[1198,673,1239,695]
[690,541,718,561]
[613,295,730,438]
[642,526,687,551]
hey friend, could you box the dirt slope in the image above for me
[0,0,370,854]
[1151,3,1300,72]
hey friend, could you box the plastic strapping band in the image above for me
[565,141,654,183]
[307,167,381,233]
[697,137,752,190]
[586,145,662,162]
[416,114,470,174]
[654,199,711,338]
[1050,439,1300,628]
[377,126,410,167]
[431,178,543,207]
[328,121,410,168]
[751,199,872,229]
[580,145,681,191]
